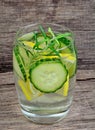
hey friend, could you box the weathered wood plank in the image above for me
[0,70,95,130]
[0,0,95,72]
[0,0,95,31]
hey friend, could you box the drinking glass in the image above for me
[13,23,77,124]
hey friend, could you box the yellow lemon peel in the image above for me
[18,79,32,101]
[63,74,69,96]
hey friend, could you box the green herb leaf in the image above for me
[33,32,41,50]
[49,46,60,57]
[39,25,47,38]
[47,41,60,57]
[39,25,48,45]
[48,27,59,44]
[56,32,71,39]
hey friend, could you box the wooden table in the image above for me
[0,0,95,129]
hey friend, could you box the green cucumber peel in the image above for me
[29,58,68,93]
[13,47,27,81]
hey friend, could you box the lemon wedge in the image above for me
[23,41,35,48]
[18,79,32,101]
[61,53,76,77]
[63,74,69,96]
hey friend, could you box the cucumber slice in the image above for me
[13,46,27,81]
[18,45,32,67]
[29,58,68,93]
[18,32,34,41]
[42,53,76,78]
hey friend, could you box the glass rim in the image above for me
[18,22,74,36]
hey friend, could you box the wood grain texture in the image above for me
[0,70,95,130]
[0,0,95,72]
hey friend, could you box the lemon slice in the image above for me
[18,79,43,100]
[23,41,35,48]
[61,53,76,77]
[63,74,69,96]
[18,79,32,101]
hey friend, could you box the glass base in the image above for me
[21,108,69,124]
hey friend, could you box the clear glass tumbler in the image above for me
[13,23,77,124]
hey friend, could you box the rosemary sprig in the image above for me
[18,25,72,57]
[39,25,47,45]
[48,27,59,44]
[56,32,71,39]
[48,41,60,57]
[39,25,47,39]
[33,32,42,50]
[37,32,71,45]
